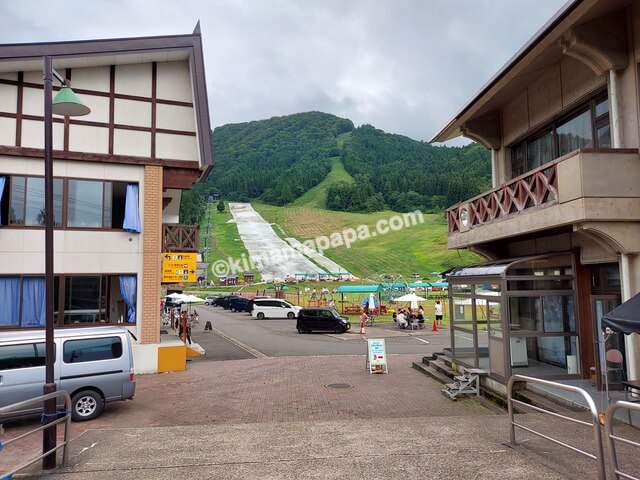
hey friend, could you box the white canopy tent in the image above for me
[392,293,428,310]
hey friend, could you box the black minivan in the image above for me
[296,308,351,334]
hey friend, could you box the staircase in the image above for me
[442,369,487,400]
[412,354,487,400]
[412,353,457,384]
[412,353,581,413]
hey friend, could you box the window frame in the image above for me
[62,336,123,364]
[0,273,137,330]
[0,174,135,231]
[509,92,610,179]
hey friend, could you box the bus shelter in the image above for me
[447,253,578,384]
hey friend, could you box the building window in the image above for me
[64,276,107,325]
[67,179,127,228]
[527,130,554,170]
[557,109,592,156]
[0,274,136,329]
[8,176,63,226]
[510,94,610,179]
[0,175,132,229]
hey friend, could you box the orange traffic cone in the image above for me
[432,318,438,332]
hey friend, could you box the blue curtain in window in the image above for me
[21,277,46,327]
[119,275,137,323]
[0,277,20,326]
[0,176,5,225]
[123,184,141,233]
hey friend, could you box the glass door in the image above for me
[592,296,620,390]
[487,300,506,378]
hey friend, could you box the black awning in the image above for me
[602,292,640,334]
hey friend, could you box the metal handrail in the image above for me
[507,375,606,480]
[604,401,640,480]
[0,391,72,477]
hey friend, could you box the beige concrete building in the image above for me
[433,0,640,390]
[0,27,212,373]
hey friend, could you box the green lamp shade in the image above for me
[52,86,90,117]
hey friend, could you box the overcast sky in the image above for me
[1,0,566,145]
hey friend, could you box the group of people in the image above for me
[168,307,199,345]
[393,306,424,329]
[392,301,444,329]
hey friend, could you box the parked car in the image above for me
[221,295,241,310]
[296,308,351,334]
[229,296,250,312]
[251,299,301,319]
[0,326,135,422]
[212,296,228,307]
[204,296,218,306]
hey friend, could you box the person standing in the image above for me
[435,300,443,326]
[417,305,425,328]
[179,311,192,345]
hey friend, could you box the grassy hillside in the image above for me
[292,156,355,209]
[253,203,480,280]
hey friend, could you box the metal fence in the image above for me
[507,374,606,480]
[0,391,72,477]
[604,400,640,480]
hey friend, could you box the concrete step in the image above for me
[512,388,575,414]
[411,362,452,385]
[428,359,457,380]
[434,354,454,368]
[186,343,206,356]
[526,384,591,413]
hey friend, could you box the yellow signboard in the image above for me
[162,252,197,283]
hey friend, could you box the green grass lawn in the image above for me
[291,156,354,209]
[253,203,479,280]
[202,202,262,282]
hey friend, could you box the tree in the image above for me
[217,198,225,213]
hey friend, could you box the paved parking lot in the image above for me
[6,353,637,479]
[4,316,639,479]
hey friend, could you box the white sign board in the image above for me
[366,338,388,374]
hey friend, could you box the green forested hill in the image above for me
[208,111,353,205]
[332,125,491,212]
[181,112,492,223]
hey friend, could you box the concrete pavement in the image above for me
[4,343,639,478]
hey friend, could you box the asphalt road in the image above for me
[189,304,450,361]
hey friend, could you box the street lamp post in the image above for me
[42,55,90,469]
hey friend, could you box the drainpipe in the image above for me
[608,69,622,148]
[620,254,638,381]
[491,149,498,188]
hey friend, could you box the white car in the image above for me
[251,299,301,319]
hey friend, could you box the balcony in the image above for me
[163,224,199,252]
[446,149,640,249]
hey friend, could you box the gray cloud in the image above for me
[0,0,565,144]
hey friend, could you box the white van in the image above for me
[0,326,135,421]
[251,299,301,319]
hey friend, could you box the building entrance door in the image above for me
[592,296,620,390]
[487,300,506,379]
